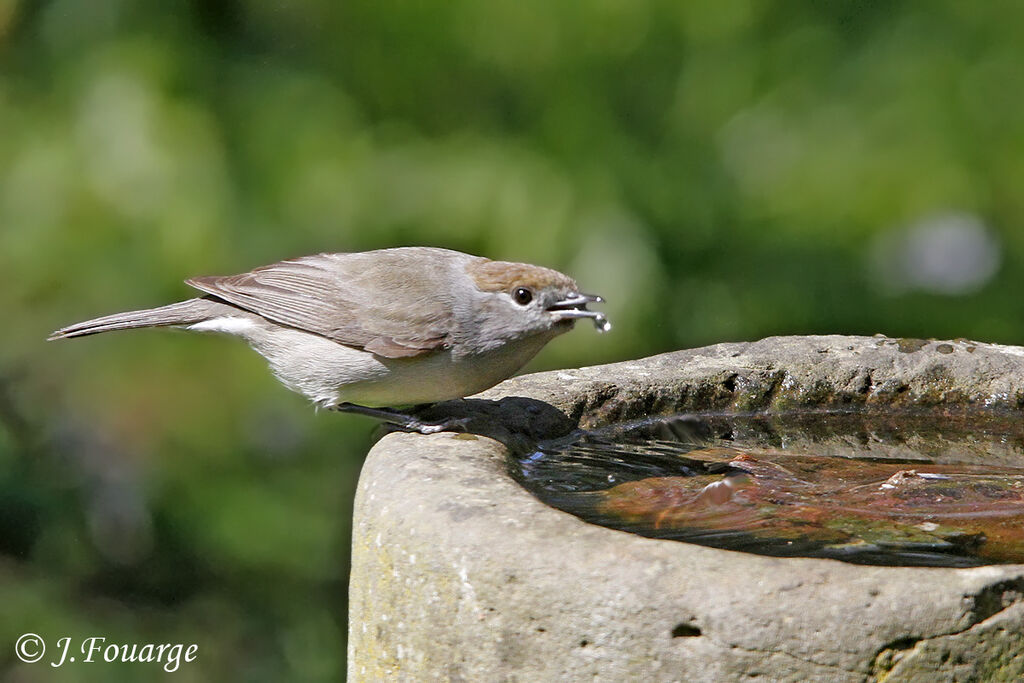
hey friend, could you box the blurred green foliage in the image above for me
[4,0,1024,680]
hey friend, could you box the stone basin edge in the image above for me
[349,335,1024,682]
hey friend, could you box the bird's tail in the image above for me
[48,298,222,340]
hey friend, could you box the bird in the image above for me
[49,247,609,432]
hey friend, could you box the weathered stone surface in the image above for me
[348,336,1024,682]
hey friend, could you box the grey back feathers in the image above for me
[185,248,468,358]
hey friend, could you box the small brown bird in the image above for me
[49,247,609,432]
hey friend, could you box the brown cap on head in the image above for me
[465,258,577,294]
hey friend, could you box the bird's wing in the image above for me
[185,252,455,358]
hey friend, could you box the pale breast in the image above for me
[248,325,558,408]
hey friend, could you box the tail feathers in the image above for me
[48,298,222,340]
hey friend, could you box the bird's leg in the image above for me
[330,402,470,434]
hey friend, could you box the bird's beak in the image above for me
[547,293,611,332]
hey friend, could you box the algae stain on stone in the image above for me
[897,338,929,353]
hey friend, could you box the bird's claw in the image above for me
[412,416,472,434]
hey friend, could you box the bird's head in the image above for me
[456,258,610,353]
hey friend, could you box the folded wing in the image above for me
[186,252,454,358]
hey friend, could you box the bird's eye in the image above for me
[512,287,533,306]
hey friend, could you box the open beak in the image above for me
[547,293,611,332]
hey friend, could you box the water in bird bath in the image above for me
[514,411,1024,567]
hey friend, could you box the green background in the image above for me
[4,1,1024,679]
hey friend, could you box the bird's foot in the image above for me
[331,403,470,434]
[404,416,473,434]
